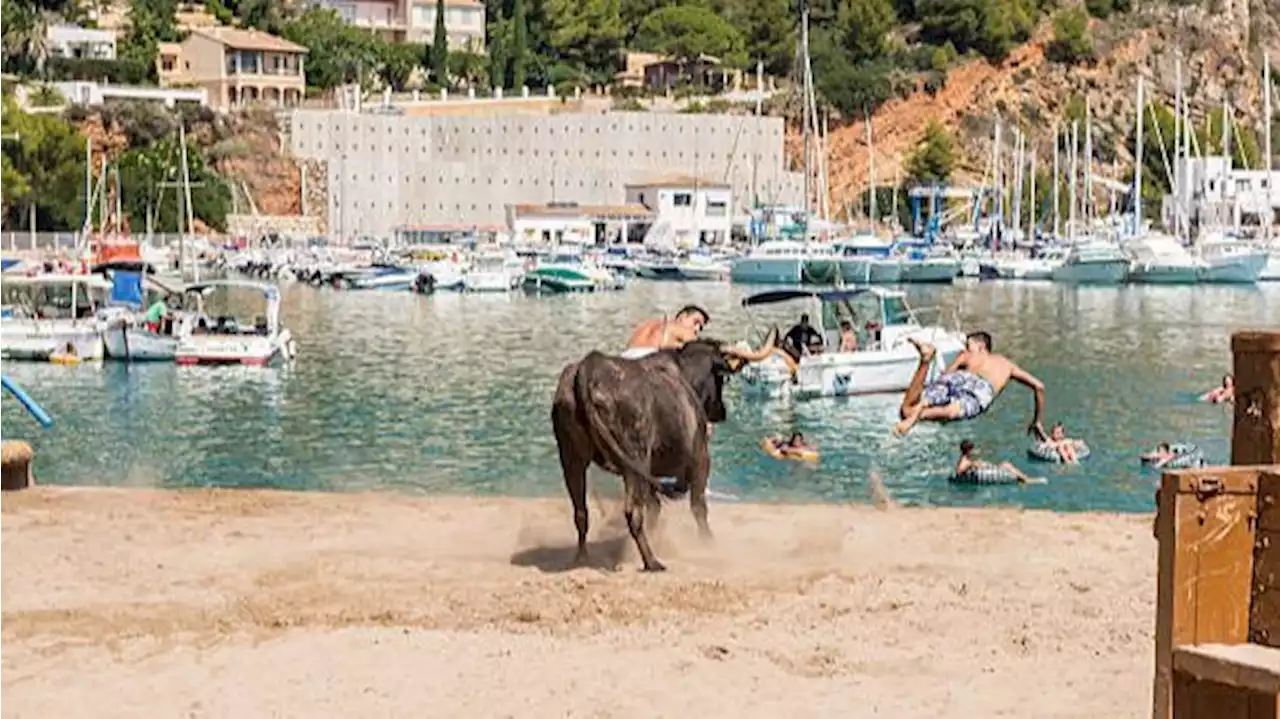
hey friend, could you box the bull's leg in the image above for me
[623,476,665,572]
[563,458,590,565]
[689,450,713,542]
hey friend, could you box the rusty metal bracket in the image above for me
[1194,475,1224,500]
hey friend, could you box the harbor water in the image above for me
[3,281,1276,513]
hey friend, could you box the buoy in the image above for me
[1,441,35,491]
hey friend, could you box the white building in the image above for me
[624,175,733,248]
[47,25,117,60]
[507,203,653,245]
[308,0,485,50]
[54,81,207,107]
[1164,155,1280,232]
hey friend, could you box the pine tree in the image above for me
[510,0,528,89]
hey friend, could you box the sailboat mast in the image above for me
[1053,123,1060,239]
[1069,121,1078,242]
[1174,54,1183,241]
[866,114,876,228]
[799,0,811,226]
[1011,129,1023,243]
[1029,146,1037,242]
[179,121,197,280]
[1084,98,1093,229]
[1134,76,1145,236]
[993,119,1003,242]
[1266,53,1274,244]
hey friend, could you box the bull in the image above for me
[550,330,779,571]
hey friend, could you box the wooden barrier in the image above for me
[0,440,35,491]
[1153,331,1280,719]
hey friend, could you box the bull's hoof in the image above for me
[641,559,667,573]
[573,550,589,567]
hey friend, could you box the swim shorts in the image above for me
[921,371,996,420]
[620,347,659,360]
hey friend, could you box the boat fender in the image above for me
[1140,443,1204,470]
[1026,440,1091,463]
[950,465,1020,485]
[760,438,819,463]
[49,353,82,366]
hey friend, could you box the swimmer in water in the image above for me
[893,332,1047,440]
[956,440,1044,484]
[1142,442,1177,469]
[621,305,709,360]
[1201,374,1234,404]
[1045,422,1081,464]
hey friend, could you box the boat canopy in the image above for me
[741,288,874,307]
[184,280,281,303]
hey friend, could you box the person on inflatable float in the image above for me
[955,440,1043,484]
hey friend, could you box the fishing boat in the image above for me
[463,251,523,292]
[95,261,190,362]
[1125,234,1202,284]
[736,287,966,401]
[174,280,296,366]
[0,274,112,361]
[1193,234,1268,284]
[833,234,902,284]
[1050,240,1130,284]
[523,248,623,293]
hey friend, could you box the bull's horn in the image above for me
[724,327,779,363]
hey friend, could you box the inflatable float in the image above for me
[1027,440,1091,464]
[950,465,1020,485]
[1141,443,1204,470]
[761,437,819,462]
[49,353,82,365]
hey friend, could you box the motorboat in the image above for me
[463,251,524,292]
[1194,234,1268,284]
[894,239,960,284]
[1261,247,1280,282]
[1125,234,1202,284]
[736,287,966,401]
[729,240,838,284]
[523,248,624,293]
[996,247,1067,280]
[1050,240,1130,284]
[94,261,190,362]
[349,264,418,291]
[174,280,296,366]
[833,234,901,284]
[676,251,732,281]
[0,273,112,361]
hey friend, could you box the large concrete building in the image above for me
[287,109,802,241]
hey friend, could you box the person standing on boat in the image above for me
[892,333,1047,439]
[144,296,168,334]
[621,305,710,360]
[783,313,823,361]
[838,320,858,352]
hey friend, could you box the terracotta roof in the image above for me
[191,27,308,54]
[624,174,729,190]
[511,203,654,219]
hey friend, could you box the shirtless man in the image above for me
[892,331,1047,439]
[621,305,710,359]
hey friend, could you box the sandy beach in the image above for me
[3,486,1155,718]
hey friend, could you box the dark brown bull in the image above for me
[550,330,778,571]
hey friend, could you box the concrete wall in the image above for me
[288,109,804,240]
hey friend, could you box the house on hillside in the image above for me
[46,25,116,60]
[613,52,739,93]
[305,0,485,51]
[158,27,306,110]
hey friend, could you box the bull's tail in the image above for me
[574,362,676,497]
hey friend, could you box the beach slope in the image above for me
[2,488,1154,718]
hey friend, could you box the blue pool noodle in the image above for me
[1,375,54,429]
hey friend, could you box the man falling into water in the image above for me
[893,331,1048,439]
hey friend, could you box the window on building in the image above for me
[707,200,727,217]
[161,57,175,72]
[673,193,692,207]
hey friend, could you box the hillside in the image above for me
[813,1,1280,218]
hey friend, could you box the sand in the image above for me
[2,486,1156,718]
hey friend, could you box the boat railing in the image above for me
[906,305,964,332]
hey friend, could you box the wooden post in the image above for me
[1,441,35,491]
[1233,332,1280,466]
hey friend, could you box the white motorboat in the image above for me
[1051,240,1130,284]
[523,248,624,292]
[94,260,190,362]
[736,287,967,401]
[0,273,112,361]
[1125,234,1202,284]
[175,280,296,366]
[1194,234,1268,284]
[463,251,524,292]
[894,239,961,284]
[730,240,838,284]
[833,233,901,284]
[677,252,732,281]
[1261,248,1280,282]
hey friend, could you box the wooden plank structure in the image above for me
[1153,331,1280,719]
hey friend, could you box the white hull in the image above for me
[740,329,965,400]
[1261,253,1280,282]
[176,329,295,366]
[463,270,523,293]
[103,325,179,361]
[730,256,803,284]
[1,320,104,361]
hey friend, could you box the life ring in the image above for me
[1140,443,1204,470]
[950,465,1019,485]
[49,353,82,365]
[761,438,818,462]
[1027,440,1091,463]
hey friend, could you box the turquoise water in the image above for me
[3,281,1275,512]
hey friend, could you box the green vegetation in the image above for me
[906,120,957,183]
[1,95,87,231]
[1047,6,1094,65]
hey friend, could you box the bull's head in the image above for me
[676,328,780,423]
